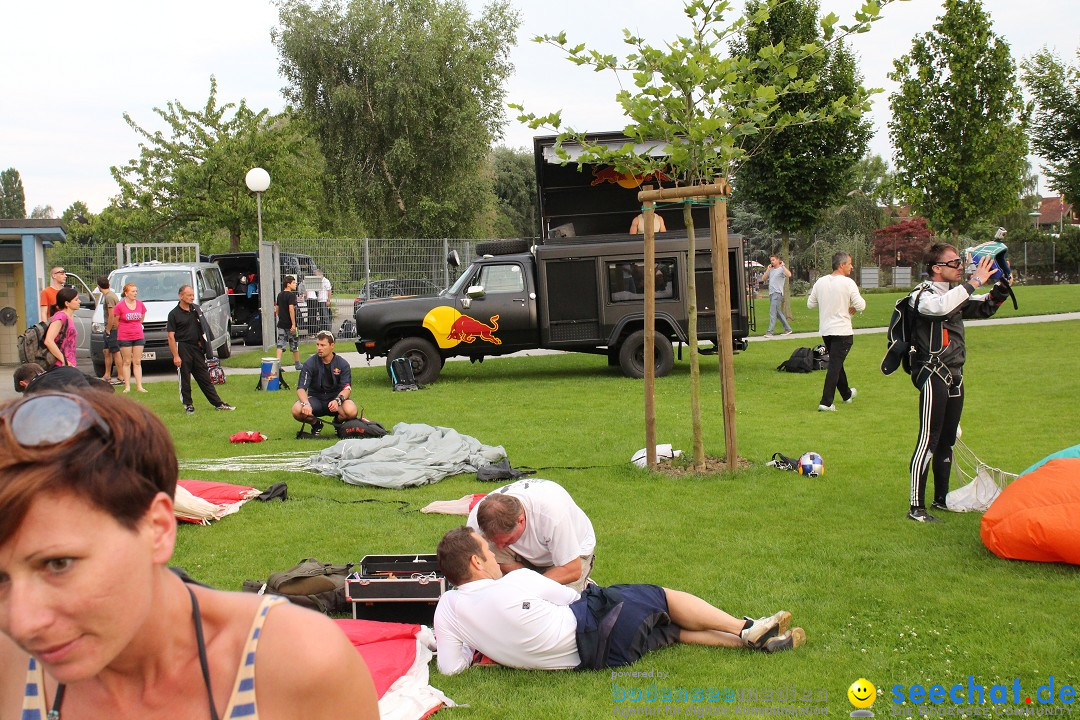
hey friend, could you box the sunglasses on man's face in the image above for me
[934,259,964,269]
[0,393,111,448]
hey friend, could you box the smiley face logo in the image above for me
[848,678,877,709]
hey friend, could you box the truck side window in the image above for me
[607,259,677,302]
[478,264,524,294]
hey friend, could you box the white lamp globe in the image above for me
[245,167,271,193]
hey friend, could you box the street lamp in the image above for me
[245,168,274,349]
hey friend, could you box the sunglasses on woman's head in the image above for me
[0,393,111,448]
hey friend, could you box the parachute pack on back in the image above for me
[881,286,931,376]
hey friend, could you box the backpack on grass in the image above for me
[335,418,388,440]
[242,558,355,614]
[777,347,815,373]
[17,319,67,367]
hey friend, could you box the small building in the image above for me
[1032,195,1076,234]
[0,219,66,366]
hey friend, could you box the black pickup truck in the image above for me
[353,132,749,384]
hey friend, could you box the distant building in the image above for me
[1031,195,1076,234]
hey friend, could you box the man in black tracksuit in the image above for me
[907,244,1011,523]
[167,285,234,414]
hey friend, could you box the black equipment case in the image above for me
[346,554,447,625]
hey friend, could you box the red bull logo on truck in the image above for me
[423,307,503,349]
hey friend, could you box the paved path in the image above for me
[3,312,1078,402]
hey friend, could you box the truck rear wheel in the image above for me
[618,330,675,379]
[387,337,443,385]
[475,239,530,256]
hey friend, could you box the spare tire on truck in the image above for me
[475,239,531,256]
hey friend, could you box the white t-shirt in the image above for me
[433,569,581,674]
[806,274,866,336]
[466,479,596,567]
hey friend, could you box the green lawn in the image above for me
[130,298,1080,719]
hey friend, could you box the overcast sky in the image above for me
[1,0,1074,215]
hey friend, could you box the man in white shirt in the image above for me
[807,252,866,411]
[433,527,804,675]
[467,479,595,592]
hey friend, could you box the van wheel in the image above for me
[92,354,106,378]
[386,337,443,385]
[475,239,530,256]
[618,330,675,379]
[218,327,233,359]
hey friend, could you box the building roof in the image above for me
[1034,195,1074,225]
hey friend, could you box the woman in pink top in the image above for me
[114,283,148,393]
[43,287,80,368]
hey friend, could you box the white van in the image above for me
[89,261,231,376]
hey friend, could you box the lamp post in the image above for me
[245,168,275,349]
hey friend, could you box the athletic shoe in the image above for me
[184,405,195,415]
[845,388,858,403]
[931,500,950,512]
[760,628,806,653]
[782,330,793,335]
[907,508,941,523]
[763,332,774,338]
[741,610,791,649]
[216,403,236,411]
[295,362,303,371]
[817,404,836,412]
[311,418,325,436]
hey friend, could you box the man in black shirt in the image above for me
[275,275,301,371]
[292,330,357,434]
[167,285,235,414]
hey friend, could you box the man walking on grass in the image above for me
[762,255,793,337]
[807,252,865,412]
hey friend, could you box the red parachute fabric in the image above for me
[980,458,1080,565]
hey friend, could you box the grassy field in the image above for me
[132,288,1080,719]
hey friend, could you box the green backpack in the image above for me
[242,558,355,614]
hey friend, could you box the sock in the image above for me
[742,618,754,632]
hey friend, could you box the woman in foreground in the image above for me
[0,391,378,719]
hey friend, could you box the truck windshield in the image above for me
[110,271,193,302]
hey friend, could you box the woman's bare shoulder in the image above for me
[254,602,380,720]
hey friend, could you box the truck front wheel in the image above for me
[387,337,444,385]
[618,330,675,379]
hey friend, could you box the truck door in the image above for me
[461,261,535,351]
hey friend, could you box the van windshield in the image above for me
[110,271,193,302]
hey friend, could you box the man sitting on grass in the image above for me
[433,527,804,675]
[292,330,358,434]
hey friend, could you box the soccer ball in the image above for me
[798,452,824,477]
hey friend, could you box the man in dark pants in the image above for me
[807,252,866,411]
[906,245,1009,523]
[167,285,235,414]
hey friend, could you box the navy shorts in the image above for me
[117,338,144,348]
[105,329,120,353]
[306,395,338,418]
[572,583,679,669]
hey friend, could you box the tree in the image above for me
[490,146,539,239]
[29,205,55,219]
[888,0,1028,240]
[849,154,897,206]
[733,0,872,299]
[872,217,934,269]
[0,168,26,219]
[274,0,519,239]
[109,77,324,251]
[515,0,892,470]
[1022,48,1080,208]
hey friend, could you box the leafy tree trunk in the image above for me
[685,201,704,470]
[230,228,241,253]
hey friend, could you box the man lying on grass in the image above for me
[433,527,804,675]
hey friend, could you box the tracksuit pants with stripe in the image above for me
[909,370,964,509]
